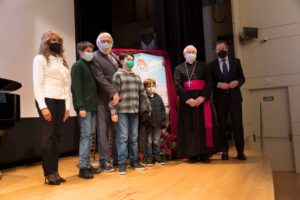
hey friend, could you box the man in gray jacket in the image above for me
[90,32,120,172]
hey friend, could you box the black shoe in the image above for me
[199,155,211,163]
[154,156,165,165]
[45,174,61,185]
[146,157,154,166]
[88,165,102,174]
[100,162,115,172]
[130,162,145,171]
[79,168,94,179]
[118,163,127,175]
[57,177,66,183]
[237,154,247,160]
[188,156,199,163]
[221,152,229,160]
[54,172,66,183]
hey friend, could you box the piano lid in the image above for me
[0,78,22,92]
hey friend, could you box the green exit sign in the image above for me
[263,96,274,101]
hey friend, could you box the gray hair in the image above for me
[183,45,197,54]
[96,32,113,47]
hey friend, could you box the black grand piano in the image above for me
[0,78,21,131]
[0,78,21,179]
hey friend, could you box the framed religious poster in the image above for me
[112,49,178,136]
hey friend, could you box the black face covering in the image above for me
[217,50,228,59]
[49,43,62,54]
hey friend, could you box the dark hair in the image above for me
[215,40,229,48]
[119,52,134,61]
[76,41,94,56]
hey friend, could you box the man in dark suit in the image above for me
[90,32,120,172]
[208,40,247,160]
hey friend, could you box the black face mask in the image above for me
[217,50,228,59]
[49,43,62,54]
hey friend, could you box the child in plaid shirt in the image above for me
[110,52,149,175]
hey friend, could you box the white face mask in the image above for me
[184,53,197,63]
[146,86,156,95]
[81,51,94,62]
[98,42,112,55]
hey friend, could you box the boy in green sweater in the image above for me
[71,41,101,179]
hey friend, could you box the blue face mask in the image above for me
[125,60,134,69]
[184,53,197,63]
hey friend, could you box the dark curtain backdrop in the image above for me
[75,0,205,69]
[74,0,112,51]
[155,0,205,70]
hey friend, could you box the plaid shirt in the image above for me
[110,68,147,115]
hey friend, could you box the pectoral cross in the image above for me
[188,80,192,87]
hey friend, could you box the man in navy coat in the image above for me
[208,40,247,161]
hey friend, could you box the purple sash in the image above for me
[183,80,213,147]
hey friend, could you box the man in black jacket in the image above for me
[208,41,247,160]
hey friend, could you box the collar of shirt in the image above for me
[218,56,228,63]
[218,56,229,73]
[120,68,135,74]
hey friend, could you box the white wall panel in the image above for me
[0,0,76,117]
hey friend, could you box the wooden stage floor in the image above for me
[0,150,274,200]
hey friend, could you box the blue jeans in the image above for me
[146,126,161,158]
[115,113,139,164]
[78,111,96,168]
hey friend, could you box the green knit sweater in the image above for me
[71,59,98,112]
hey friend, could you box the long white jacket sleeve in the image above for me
[33,55,71,110]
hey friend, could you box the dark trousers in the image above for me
[36,98,65,176]
[96,104,117,165]
[215,95,244,155]
[138,123,148,156]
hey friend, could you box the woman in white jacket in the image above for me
[32,30,70,185]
